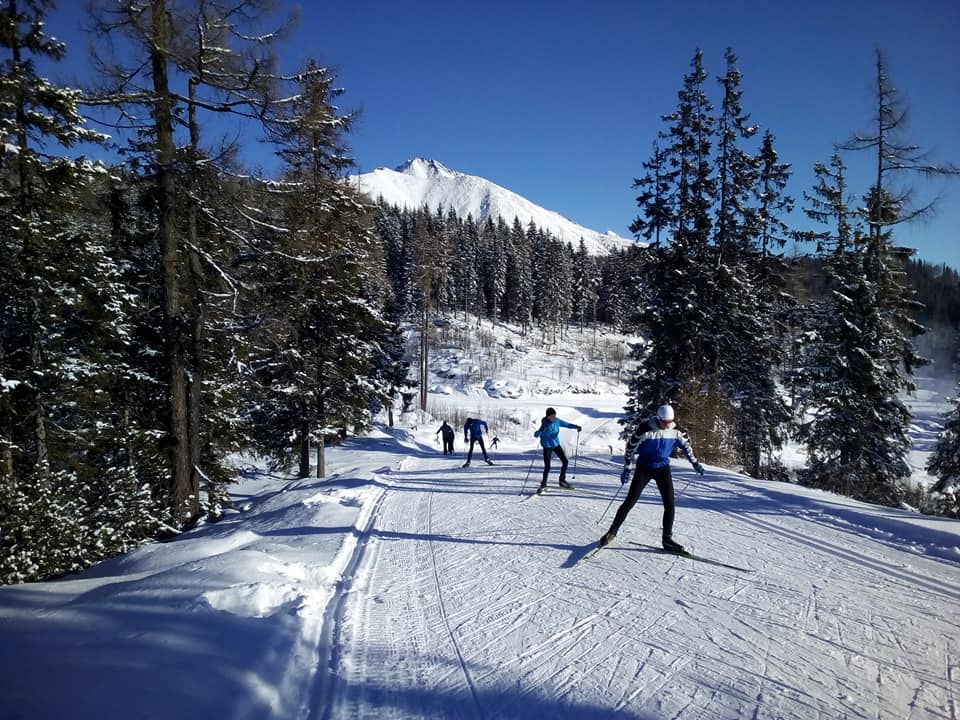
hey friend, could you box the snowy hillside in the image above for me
[353,158,637,255]
[1,316,958,720]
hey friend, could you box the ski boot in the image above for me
[662,537,685,553]
[599,531,616,547]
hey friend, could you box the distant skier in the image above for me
[436,421,455,455]
[599,404,704,552]
[491,436,501,449]
[533,407,581,494]
[463,417,493,467]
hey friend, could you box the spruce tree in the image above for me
[0,0,165,582]
[794,155,917,503]
[625,48,716,423]
[630,140,673,245]
[251,60,389,475]
[799,50,956,504]
[571,238,599,330]
[926,382,960,517]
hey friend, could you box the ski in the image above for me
[628,542,754,573]
[555,483,605,498]
[574,541,610,566]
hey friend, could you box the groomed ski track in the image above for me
[317,444,960,720]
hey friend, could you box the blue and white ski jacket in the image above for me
[464,418,488,439]
[534,417,578,449]
[624,416,698,469]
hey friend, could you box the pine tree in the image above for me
[84,0,298,520]
[926,382,960,517]
[503,216,533,331]
[250,60,389,476]
[839,50,959,242]
[630,140,673,245]
[798,49,955,505]
[0,0,167,582]
[625,48,716,423]
[794,155,915,503]
[571,238,599,330]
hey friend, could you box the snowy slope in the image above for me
[353,158,637,255]
[1,318,958,720]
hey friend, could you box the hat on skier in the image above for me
[545,407,556,416]
[656,404,675,422]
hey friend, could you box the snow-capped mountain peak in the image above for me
[353,158,636,255]
[395,157,457,179]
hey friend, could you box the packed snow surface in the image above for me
[1,320,958,719]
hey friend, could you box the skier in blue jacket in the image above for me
[463,417,493,467]
[600,404,704,552]
[533,407,581,493]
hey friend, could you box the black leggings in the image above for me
[466,437,488,462]
[541,445,568,484]
[608,464,676,539]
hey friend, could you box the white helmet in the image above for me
[656,404,675,423]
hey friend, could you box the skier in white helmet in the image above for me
[599,404,704,552]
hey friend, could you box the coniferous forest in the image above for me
[1,2,958,583]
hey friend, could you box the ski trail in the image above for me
[325,449,960,719]
[311,470,393,720]
[425,487,484,720]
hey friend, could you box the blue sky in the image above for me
[45,0,959,268]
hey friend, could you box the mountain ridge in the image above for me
[353,157,637,255]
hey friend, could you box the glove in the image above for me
[693,463,705,476]
[620,467,631,485]
[576,425,582,432]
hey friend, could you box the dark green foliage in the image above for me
[926,382,960,517]
[622,48,792,480]
[792,154,923,505]
[246,60,391,476]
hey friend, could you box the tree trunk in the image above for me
[316,436,325,478]
[420,305,428,411]
[186,76,205,510]
[298,416,310,478]
[151,0,195,522]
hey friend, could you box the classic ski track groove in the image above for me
[319,451,958,718]
[425,487,485,719]
[708,487,960,601]
[313,470,392,720]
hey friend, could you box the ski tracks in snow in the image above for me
[320,452,960,720]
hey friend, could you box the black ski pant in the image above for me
[442,437,454,455]
[541,445,568,485]
[608,464,676,540]
[466,436,488,463]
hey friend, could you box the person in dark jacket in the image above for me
[600,404,704,552]
[533,407,581,493]
[436,421,455,455]
[463,417,493,467]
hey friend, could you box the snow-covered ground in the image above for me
[1,318,958,720]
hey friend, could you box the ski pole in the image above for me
[572,429,580,480]
[519,452,537,495]
[596,482,624,525]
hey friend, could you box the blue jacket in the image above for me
[624,416,698,469]
[534,417,578,449]
[464,418,488,439]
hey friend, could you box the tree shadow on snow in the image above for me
[320,661,658,720]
